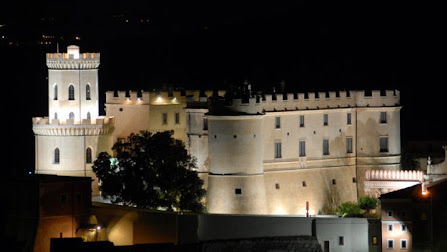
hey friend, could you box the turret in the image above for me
[206,85,267,214]
[47,45,100,123]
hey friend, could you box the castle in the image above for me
[33,46,402,215]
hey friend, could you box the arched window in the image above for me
[69,112,75,119]
[68,85,75,100]
[54,148,60,164]
[87,112,91,120]
[54,84,58,100]
[86,147,92,164]
[54,112,58,120]
[86,84,91,100]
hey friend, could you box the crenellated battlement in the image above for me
[32,116,114,136]
[105,89,225,106]
[46,45,100,69]
[212,90,400,115]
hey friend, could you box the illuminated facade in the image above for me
[33,46,403,215]
[33,45,113,195]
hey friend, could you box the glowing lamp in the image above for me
[422,190,429,197]
[96,225,101,230]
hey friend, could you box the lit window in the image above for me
[380,137,389,152]
[275,142,282,158]
[86,84,91,100]
[380,112,387,123]
[175,112,180,125]
[162,113,168,125]
[299,115,305,127]
[299,140,306,157]
[387,240,394,249]
[68,85,75,100]
[323,114,328,126]
[347,113,352,125]
[275,116,281,129]
[338,236,344,246]
[401,239,407,249]
[54,148,60,164]
[86,147,92,164]
[346,137,353,153]
[372,236,378,245]
[323,139,330,155]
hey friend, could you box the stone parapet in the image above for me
[32,116,114,136]
[46,52,100,69]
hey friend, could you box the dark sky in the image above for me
[1,2,445,174]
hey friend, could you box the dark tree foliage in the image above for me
[93,130,206,212]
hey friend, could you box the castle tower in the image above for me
[47,45,99,123]
[205,89,267,214]
[33,46,114,195]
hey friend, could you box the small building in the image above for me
[1,174,92,252]
[379,178,447,251]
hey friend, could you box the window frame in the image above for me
[274,142,282,159]
[275,116,281,129]
[68,85,75,101]
[380,136,389,153]
[299,140,306,157]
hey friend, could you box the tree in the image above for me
[93,130,206,212]
[336,202,362,217]
[358,195,378,215]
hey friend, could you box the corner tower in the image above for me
[33,46,113,195]
[206,85,267,214]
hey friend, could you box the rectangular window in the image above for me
[275,116,281,129]
[346,137,353,153]
[203,118,208,130]
[388,210,393,217]
[275,183,280,189]
[323,139,330,155]
[299,140,306,157]
[235,188,242,195]
[175,112,180,124]
[332,179,336,185]
[323,114,328,126]
[388,224,393,232]
[338,236,344,246]
[299,115,305,127]
[372,236,378,245]
[387,240,394,249]
[401,224,407,232]
[275,142,282,158]
[302,181,307,187]
[380,112,387,123]
[401,239,407,249]
[162,113,168,125]
[347,113,352,125]
[380,137,389,152]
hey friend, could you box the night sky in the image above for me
[1,2,445,174]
